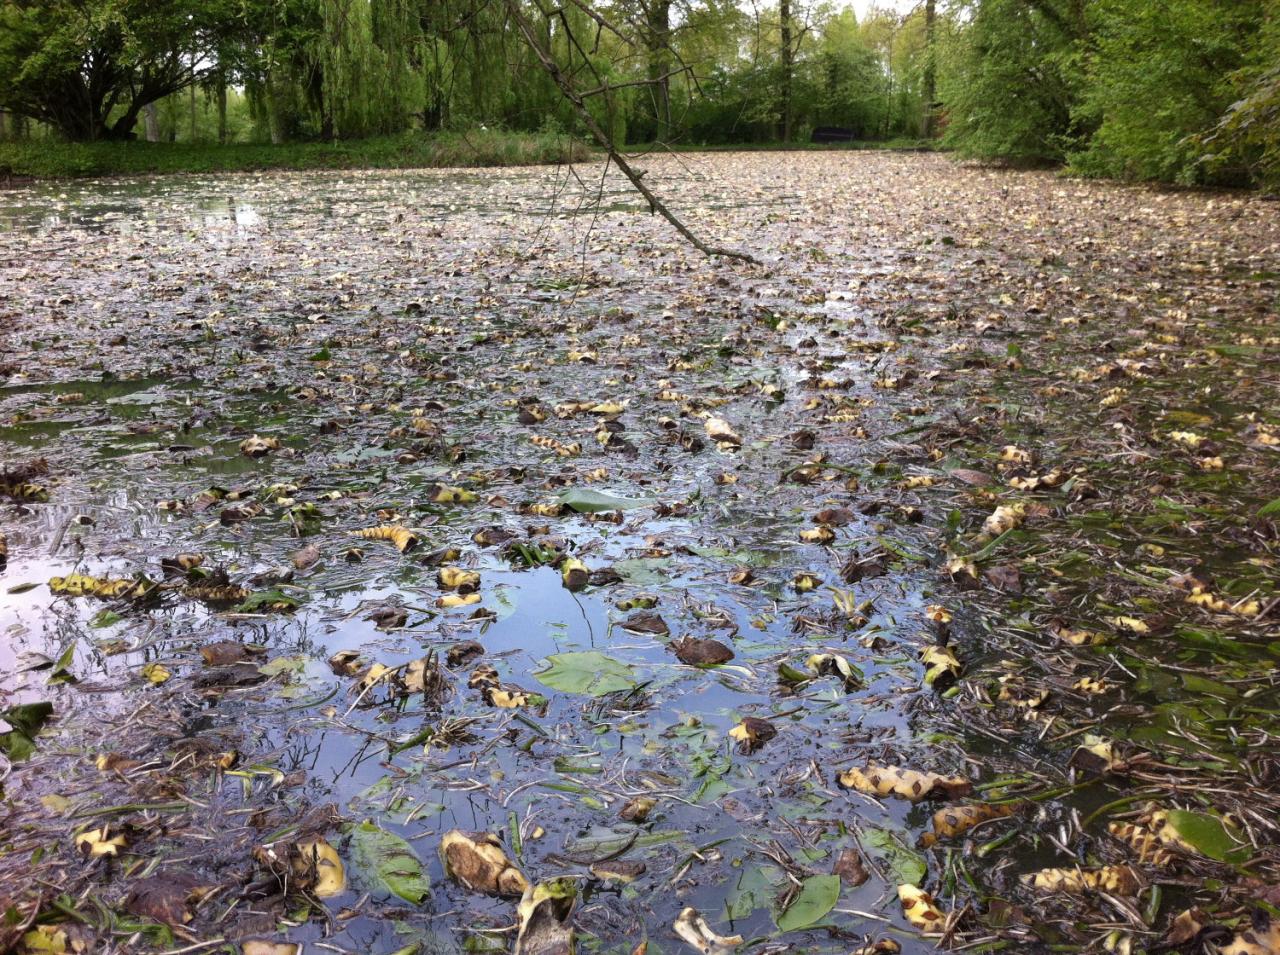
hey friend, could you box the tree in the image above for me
[939,0,1084,162]
[0,0,226,140]
[1072,0,1266,184]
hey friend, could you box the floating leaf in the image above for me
[863,827,927,885]
[535,651,638,696]
[349,821,430,903]
[556,487,653,513]
[0,702,53,761]
[1158,809,1248,863]
[775,873,839,932]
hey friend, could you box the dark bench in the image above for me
[811,126,858,144]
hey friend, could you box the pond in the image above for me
[1,154,1278,955]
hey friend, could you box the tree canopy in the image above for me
[0,0,1276,187]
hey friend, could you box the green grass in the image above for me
[0,130,590,180]
[622,138,940,154]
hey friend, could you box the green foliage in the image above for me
[1,0,1277,187]
[1071,0,1266,184]
[0,131,587,178]
[940,0,1082,163]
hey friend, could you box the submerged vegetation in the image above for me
[0,153,1278,954]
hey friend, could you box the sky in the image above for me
[848,0,917,18]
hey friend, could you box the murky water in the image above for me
[2,157,1278,955]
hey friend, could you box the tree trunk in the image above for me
[144,102,161,142]
[265,68,285,144]
[190,82,198,142]
[0,111,7,142]
[922,0,937,137]
[645,0,673,140]
[217,72,228,144]
[779,0,793,141]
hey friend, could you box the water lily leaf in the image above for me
[235,590,302,612]
[862,826,927,885]
[534,651,638,697]
[775,873,840,932]
[556,488,653,513]
[1259,497,1280,518]
[612,557,672,585]
[0,701,53,761]
[1161,809,1248,863]
[349,821,430,903]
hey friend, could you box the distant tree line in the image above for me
[0,0,1276,186]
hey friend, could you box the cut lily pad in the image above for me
[535,651,639,697]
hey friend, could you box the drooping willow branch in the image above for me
[503,0,760,265]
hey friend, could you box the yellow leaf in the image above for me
[142,662,171,685]
[898,884,945,932]
[75,827,127,858]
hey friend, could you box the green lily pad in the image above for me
[862,826,927,885]
[775,873,840,932]
[535,651,639,697]
[556,488,654,513]
[348,821,431,903]
[1162,810,1249,863]
[0,702,54,762]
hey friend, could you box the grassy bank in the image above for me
[0,130,590,180]
[623,137,939,155]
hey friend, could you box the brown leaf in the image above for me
[291,544,321,570]
[671,637,734,666]
[440,830,529,896]
[123,873,205,926]
[832,848,869,886]
[621,612,669,635]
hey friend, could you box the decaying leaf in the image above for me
[920,645,961,688]
[919,802,1017,847]
[239,435,280,457]
[351,524,420,553]
[727,716,776,753]
[806,652,862,691]
[671,636,734,666]
[898,883,945,932]
[703,416,742,448]
[839,765,973,802]
[1219,913,1280,955]
[1022,865,1140,896]
[514,879,577,955]
[672,907,743,954]
[75,826,127,858]
[49,573,152,600]
[560,557,589,591]
[255,837,347,898]
[240,943,301,955]
[440,830,529,896]
[438,565,481,592]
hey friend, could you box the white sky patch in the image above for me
[846,0,919,18]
